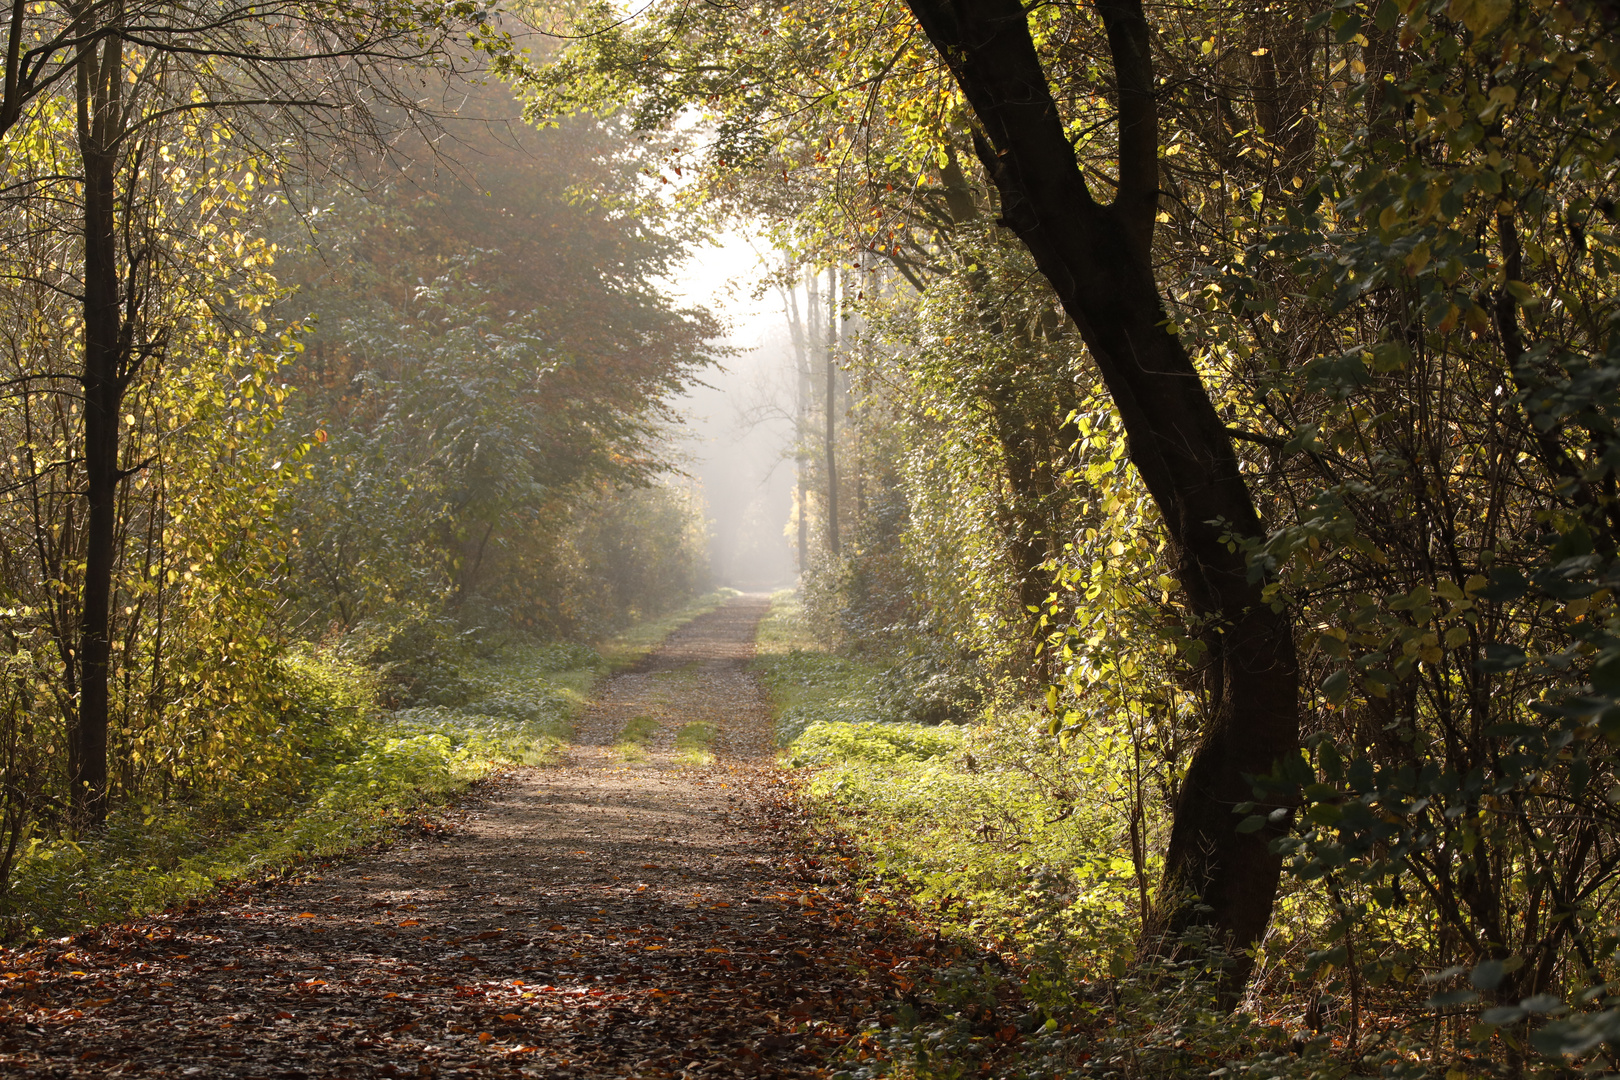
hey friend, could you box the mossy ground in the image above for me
[613,714,661,762]
[674,721,717,766]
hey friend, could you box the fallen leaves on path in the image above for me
[0,598,1023,1079]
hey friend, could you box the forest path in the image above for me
[2,597,888,1079]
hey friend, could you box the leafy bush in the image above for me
[786,720,963,767]
[0,716,480,940]
[866,653,983,727]
[352,614,478,708]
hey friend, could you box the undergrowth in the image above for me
[753,591,978,743]
[757,592,1330,1080]
[0,590,735,941]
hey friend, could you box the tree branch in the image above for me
[1096,0,1158,259]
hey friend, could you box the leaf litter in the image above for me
[0,597,1022,1079]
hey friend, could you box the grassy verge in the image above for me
[0,593,736,942]
[752,591,894,744]
[755,591,1170,1078]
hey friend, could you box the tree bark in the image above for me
[901,0,1299,993]
[70,16,127,827]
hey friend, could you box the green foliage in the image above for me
[0,65,716,917]
[760,595,1144,1026]
[0,118,312,837]
[276,90,718,640]
[785,707,1147,1010]
[754,593,982,744]
[787,721,963,768]
[756,649,894,744]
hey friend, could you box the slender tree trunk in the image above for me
[797,471,809,569]
[71,20,126,827]
[804,270,822,568]
[825,266,839,557]
[902,0,1299,995]
[783,263,811,572]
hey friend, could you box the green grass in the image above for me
[394,638,600,767]
[754,594,1331,1080]
[751,591,893,742]
[674,721,716,766]
[793,713,1143,990]
[2,708,488,941]
[613,714,660,762]
[754,591,1145,1011]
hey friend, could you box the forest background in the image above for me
[0,0,1618,1076]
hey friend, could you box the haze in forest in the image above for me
[666,239,798,592]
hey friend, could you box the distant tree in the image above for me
[278,84,717,636]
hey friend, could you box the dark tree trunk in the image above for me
[902,0,1299,992]
[70,21,127,827]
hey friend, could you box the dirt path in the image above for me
[0,597,897,1079]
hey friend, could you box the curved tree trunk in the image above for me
[901,0,1300,994]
